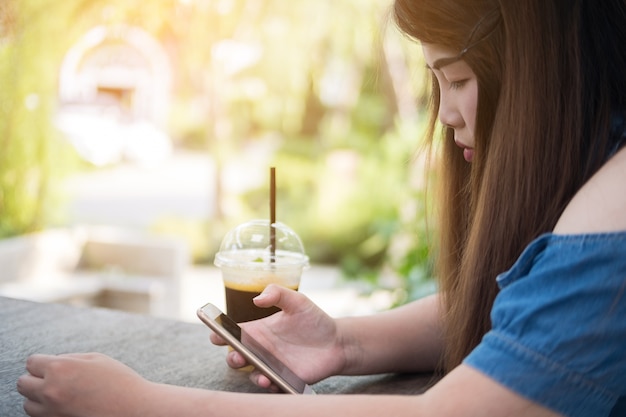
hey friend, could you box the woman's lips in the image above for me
[455,139,474,162]
[463,148,474,162]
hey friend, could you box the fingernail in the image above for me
[253,292,267,301]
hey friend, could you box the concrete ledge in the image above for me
[0,227,189,318]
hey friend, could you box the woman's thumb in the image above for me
[253,284,302,313]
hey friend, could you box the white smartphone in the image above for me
[197,302,316,395]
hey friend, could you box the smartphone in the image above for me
[197,303,316,395]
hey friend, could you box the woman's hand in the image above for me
[210,284,346,391]
[17,353,152,417]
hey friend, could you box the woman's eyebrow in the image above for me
[432,56,459,70]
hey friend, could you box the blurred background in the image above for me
[0,0,437,321]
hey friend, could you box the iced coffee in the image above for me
[215,219,308,323]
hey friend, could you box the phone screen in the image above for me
[197,303,315,395]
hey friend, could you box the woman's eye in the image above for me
[449,79,468,90]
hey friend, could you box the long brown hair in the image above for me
[394,0,626,372]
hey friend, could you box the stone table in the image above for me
[0,297,437,416]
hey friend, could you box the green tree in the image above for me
[0,0,79,237]
[1,0,435,299]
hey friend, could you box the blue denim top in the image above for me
[464,232,626,417]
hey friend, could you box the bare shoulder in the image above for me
[554,146,626,234]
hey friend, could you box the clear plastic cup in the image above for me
[214,219,309,322]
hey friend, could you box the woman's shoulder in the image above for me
[554,146,626,234]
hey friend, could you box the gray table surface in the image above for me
[0,296,436,416]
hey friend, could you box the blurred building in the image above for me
[56,24,172,166]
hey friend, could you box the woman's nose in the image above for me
[438,94,461,129]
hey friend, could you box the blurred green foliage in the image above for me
[0,0,81,237]
[1,0,435,301]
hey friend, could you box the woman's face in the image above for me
[422,43,479,162]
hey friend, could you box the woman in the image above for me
[17,0,626,416]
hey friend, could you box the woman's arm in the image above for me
[216,286,444,390]
[17,353,560,417]
[337,293,443,375]
[148,366,557,417]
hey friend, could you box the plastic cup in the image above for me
[214,219,309,323]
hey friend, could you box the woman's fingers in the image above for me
[253,284,309,315]
[249,370,280,393]
[17,374,44,403]
[22,399,46,417]
[225,349,249,369]
[24,354,52,378]
[209,331,227,346]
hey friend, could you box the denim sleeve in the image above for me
[464,233,626,417]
